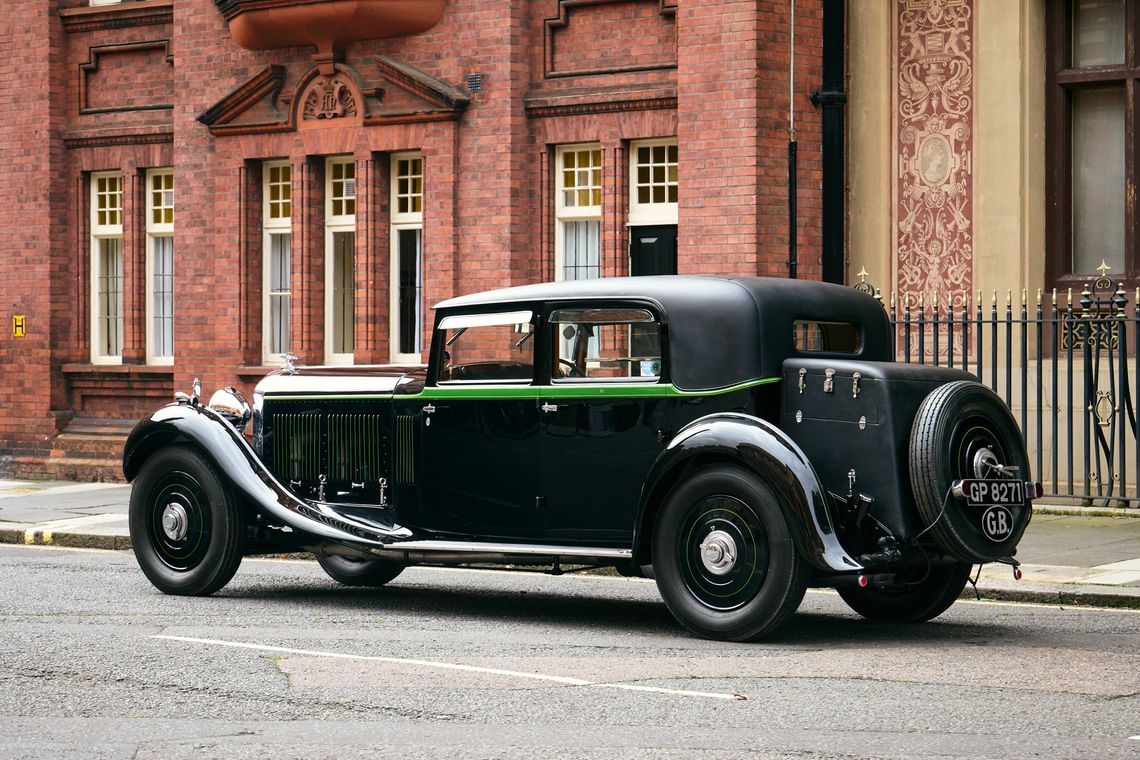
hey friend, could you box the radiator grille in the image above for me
[327,413,383,482]
[264,402,390,502]
[271,413,322,482]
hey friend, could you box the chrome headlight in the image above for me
[208,387,252,433]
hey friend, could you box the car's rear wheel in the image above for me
[129,446,244,596]
[652,466,808,641]
[837,562,971,623]
[316,554,404,587]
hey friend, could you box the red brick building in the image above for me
[0,0,830,478]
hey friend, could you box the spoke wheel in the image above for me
[316,554,404,587]
[837,562,971,623]
[129,446,244,596]
[653,466,808,642]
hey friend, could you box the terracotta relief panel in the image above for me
[545,0,677,78]
[893,0,974,322]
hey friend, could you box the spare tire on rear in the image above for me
[909,381,1032,563]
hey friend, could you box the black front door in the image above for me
[416,309,543,540]
[629,225,677,276]
[419,393,542,540]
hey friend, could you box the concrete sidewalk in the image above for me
[0,478,1137,608]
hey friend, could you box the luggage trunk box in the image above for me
[780,358,974,543]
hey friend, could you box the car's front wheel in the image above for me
[316,554,405,587]
[128,446,245,595]
[652,466,808,641]
[837,562,971,623]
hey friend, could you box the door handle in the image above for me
[540,402,559,413]
[422,404,436,414]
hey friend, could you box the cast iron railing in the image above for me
[856,275,1138,507]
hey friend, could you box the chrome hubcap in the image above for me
[161,502,189,541]
[699,529,737,575]
[973,447,999,478]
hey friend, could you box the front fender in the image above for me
[123,402,410,547]
[634,413,861,573]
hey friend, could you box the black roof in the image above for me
[435,276,892,391]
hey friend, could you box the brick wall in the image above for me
[678,0,823,279]
[0,1,62,460]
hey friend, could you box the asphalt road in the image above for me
[0,545,1137,760]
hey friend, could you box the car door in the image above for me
[539,305,668,545]
[417,309,543,540]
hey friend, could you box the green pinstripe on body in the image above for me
[263,376,780,402]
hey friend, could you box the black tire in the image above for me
[909,381,1032,563]
[316,554,404,587]
[128,446,244,595]
[652,466,809,642]
[837,562,971,623]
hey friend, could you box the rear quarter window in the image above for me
[793,320,862,354]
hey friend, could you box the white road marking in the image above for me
[151,634,746,701]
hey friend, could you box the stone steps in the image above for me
[11,418,135,483]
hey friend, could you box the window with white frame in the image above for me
[146,169,174,364]
[554,145,602,283]
[91,172,123,363]
[326,157,356,364]
[263,162,292,364]
[629,139,678,225]
[554,145,602,358]
[391,153,424,363]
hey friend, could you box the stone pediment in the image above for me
[198,56,469,136]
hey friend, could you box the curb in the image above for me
[0,528,132,552]
[961,584,1140,610]
[1033,505,1139,519]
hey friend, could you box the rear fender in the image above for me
[123,402,410,547]
[634,413,862,573]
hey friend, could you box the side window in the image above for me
[793,320,862,354]
[436,311,535,383]
[550,308,662,382]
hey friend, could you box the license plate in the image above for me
[961,479,1025,507]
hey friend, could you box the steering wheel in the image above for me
[558,358,583,378]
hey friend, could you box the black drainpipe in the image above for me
[811,0,847,284]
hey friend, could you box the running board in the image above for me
[368,540,632,565]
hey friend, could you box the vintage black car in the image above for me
[124,276,1039,641]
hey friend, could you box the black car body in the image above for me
[124,276,1038,640]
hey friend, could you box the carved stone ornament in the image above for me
[303,76,357,121]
